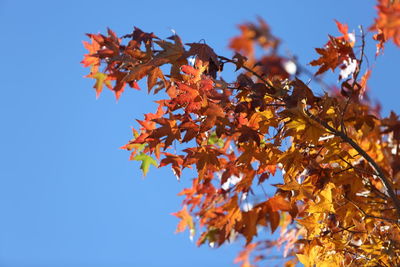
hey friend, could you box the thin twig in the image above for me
[305,109,400,218]
[346,196,399,224]
[336,154,376,177]
[218,55,274,90]
[219,53,400,219]
[334,225,367,235]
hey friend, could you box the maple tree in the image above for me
[82,1,400,266]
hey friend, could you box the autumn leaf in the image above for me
[84,13,400,266]
[154,37,185,63]
[258,55,290,79]
[296,253,311,267]
[268,195,291,212]
[123,64,156,83]
[122,27,157,48]
[232,52,248,71]
[230,24,256,57]
[133,153,157,176]
[370,0,400,54]
[171,206,195,240]
[310,35,355,76]
[234,243,258,267]
[159,153,184,179]
[150,118,181,149]
[229,18,279,58]
[183,43,219,67]
[335,20,349,39]
[240,210,259,243]
[147,67,164,93]
[90,72,112,98]
[306,183,335,214]
[81,36,101,71]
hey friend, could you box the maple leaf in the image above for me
[182,43,220,77]
[154,36,185,63]
[173,82,202,112]
[106,70,128,100]
[122,27,157,49]
[382,111,400,140]
[268,195,291,212]
[310,35,355,76]
[133,153,157,176]
[136,104,165,131]
[229,18,279,58]
[306,183,335,214]
[150,118,181,149]
[184,146,221,173]
[230,24,255,56]
[184,43,219,66]
[335,20,349,40]
[215,195,242,234]
[179,120,200,143]
[232,52,248,71]
[84,15,400,266]
[234,243,258,267]
[180,64,206,84]
[358,69,372,98]
[159,153,184,179]
[147,67,164,93]
[276,179,314,201]
[240,210,259,244]
[334,20,355,46]
[201,103,225,131]
[258,55,290,79]
[238,126,261,145]
[89,72,112,98]
[171,206,195,239]
[287,78,316,106]
[371,0,400,54]
[122,64,156,83]
[81,36,101,71]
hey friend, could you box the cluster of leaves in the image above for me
[82,1,400,266]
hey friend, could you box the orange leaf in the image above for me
[268,195,291,212]
[371,0,400,54]
[310,36,355,76]
[172,206,195,234]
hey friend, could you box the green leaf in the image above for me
[92,72,111,98]
[207,132,224,147]
[133,153,158,176]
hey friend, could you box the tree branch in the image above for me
[220,53,400,219]
[305,109,400,219]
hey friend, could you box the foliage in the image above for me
[82,1,400,266]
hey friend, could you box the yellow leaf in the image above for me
[296,254,310,267]
[306,183,335,214]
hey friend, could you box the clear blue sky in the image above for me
[1,1,399,266]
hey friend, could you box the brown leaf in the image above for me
[233,52,248,71]
[123,64,155,83]
[183,43,219,67]
[147,67,164,93]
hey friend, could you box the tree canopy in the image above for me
[82,1,400,266]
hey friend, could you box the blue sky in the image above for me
[1,0,399,266]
